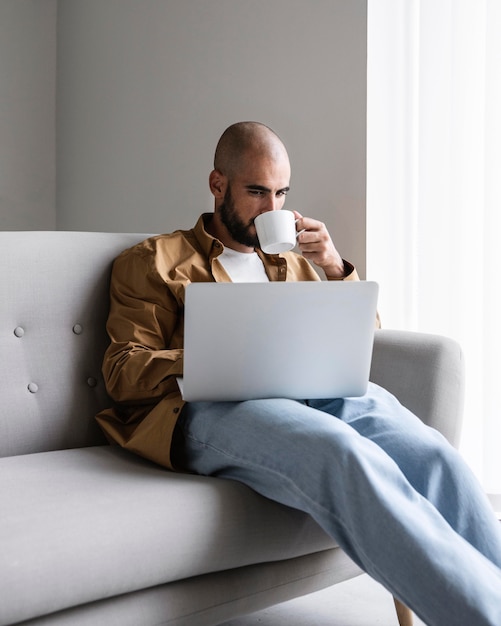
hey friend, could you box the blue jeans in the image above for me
[173,383,501,626]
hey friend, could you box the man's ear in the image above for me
[209,169,227,199]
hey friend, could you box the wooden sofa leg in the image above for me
[394,597,413,626]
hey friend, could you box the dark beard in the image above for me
[219,187,259,249]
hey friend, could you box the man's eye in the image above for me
[249,189,265,196]
[277,189,288,197]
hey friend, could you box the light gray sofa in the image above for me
[0,231,464,626]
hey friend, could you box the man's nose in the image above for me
[262,196,281,212]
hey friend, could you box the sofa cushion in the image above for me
[0,231,150,457]
[0,445,334,625]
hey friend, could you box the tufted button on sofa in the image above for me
[0,231,464,626]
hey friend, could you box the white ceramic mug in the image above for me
[254,210,299,254]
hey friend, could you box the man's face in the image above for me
[217,153,291,250]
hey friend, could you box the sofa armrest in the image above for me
[369,329,465,448]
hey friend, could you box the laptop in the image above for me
[178,280,378,402]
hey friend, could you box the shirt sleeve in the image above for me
[102,249,184,405]
[327,260,359,281]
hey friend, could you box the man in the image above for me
[97,122,501,625]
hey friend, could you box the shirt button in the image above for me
[173,407,180,414]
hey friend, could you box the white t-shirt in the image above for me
[218,248,270,283]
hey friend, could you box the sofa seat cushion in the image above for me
[0,446,334,625]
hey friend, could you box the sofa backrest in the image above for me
[0,231,151,458]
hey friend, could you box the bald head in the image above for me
[214,122,289,179]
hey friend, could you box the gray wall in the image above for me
[0,0,57,230]
[1,0,368,275]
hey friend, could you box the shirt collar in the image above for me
[193,213,221,258]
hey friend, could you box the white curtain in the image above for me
[367,0,501,494]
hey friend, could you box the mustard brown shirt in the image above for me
[96,214,360,469]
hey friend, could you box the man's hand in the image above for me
[293,211,346,279]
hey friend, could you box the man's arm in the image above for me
[293,211,354,280]
[102,250,183,406]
